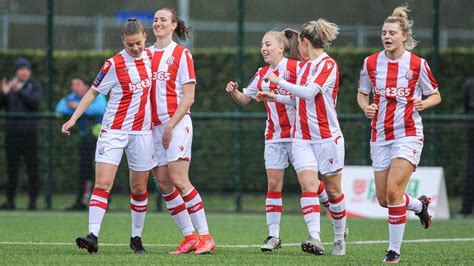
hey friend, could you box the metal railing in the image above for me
[1,13,473,50]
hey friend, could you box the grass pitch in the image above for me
[0,211,473,265]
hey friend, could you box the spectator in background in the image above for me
[55,75,106,211]
[0,57,43,210]
[459,78,474,217]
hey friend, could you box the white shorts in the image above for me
[153,115,193,167]
[292,137,345,175]
[95,131,154,171]
[370,137,424,172]
[264,142,294,170]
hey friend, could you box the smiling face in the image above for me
[260,33,284,66]
[153,9,176,40]
[381,22,407,54]
[122,32,146,58]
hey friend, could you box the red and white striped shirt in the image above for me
[358,51,438,144]
[149,42,196,125]
[243,58,298,142]
[294,53,342,142]
[92,49,152,134]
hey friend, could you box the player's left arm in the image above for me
[162,49,196,149]
[414,60,442,112]
[162,81,195,149]
[414,91,441,112]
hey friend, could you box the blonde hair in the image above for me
[263,29,302,61]
[384,6,418,50]
[300,19,339,49]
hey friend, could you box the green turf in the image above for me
[1,193,465,214]
[0,211,473,265]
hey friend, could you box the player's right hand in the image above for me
[364,103,378,119]
[61,119,76,136]
[225,81,238,93]
[256,91,276,102]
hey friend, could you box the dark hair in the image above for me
[122,18,145,37]
[282,28,302,61]
[71,74,90,86]
[158,8,192,41]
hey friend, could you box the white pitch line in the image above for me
[1,238,474,248]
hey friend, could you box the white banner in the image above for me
[341,166,450,219]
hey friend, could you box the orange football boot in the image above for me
[169,232,200,254]
[195,234,216,254]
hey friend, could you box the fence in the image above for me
[0,112,472,212]
[1,13,474,51]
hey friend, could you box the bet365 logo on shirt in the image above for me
[152,71,171,81]
[128,78,151,91]
[374,87,412,98]
[270,86,290,96]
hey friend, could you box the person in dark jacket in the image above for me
[459,78,474,217]
[0,57,43,210]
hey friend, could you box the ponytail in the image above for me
[281,28,302,60]
[300,19,339,49]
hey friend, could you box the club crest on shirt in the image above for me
[166,56,175,65]
[405,69,414,80]
[282,70,291,81]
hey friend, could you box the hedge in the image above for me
[1,47,474,114]
[0,48,473,197]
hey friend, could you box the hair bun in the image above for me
[392,6,409,18]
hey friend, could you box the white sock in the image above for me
[317,182,329,207]
[300,192,320,240]
[163,189,195,236]
[266,190,282,238]
[88,188,109,237]
[404,193,422,213]
[130,192,148,237]
[388,203,407,254]
[329,193,346,241]
[183,187,210,235]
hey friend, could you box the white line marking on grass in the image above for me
[1,238,474,248]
